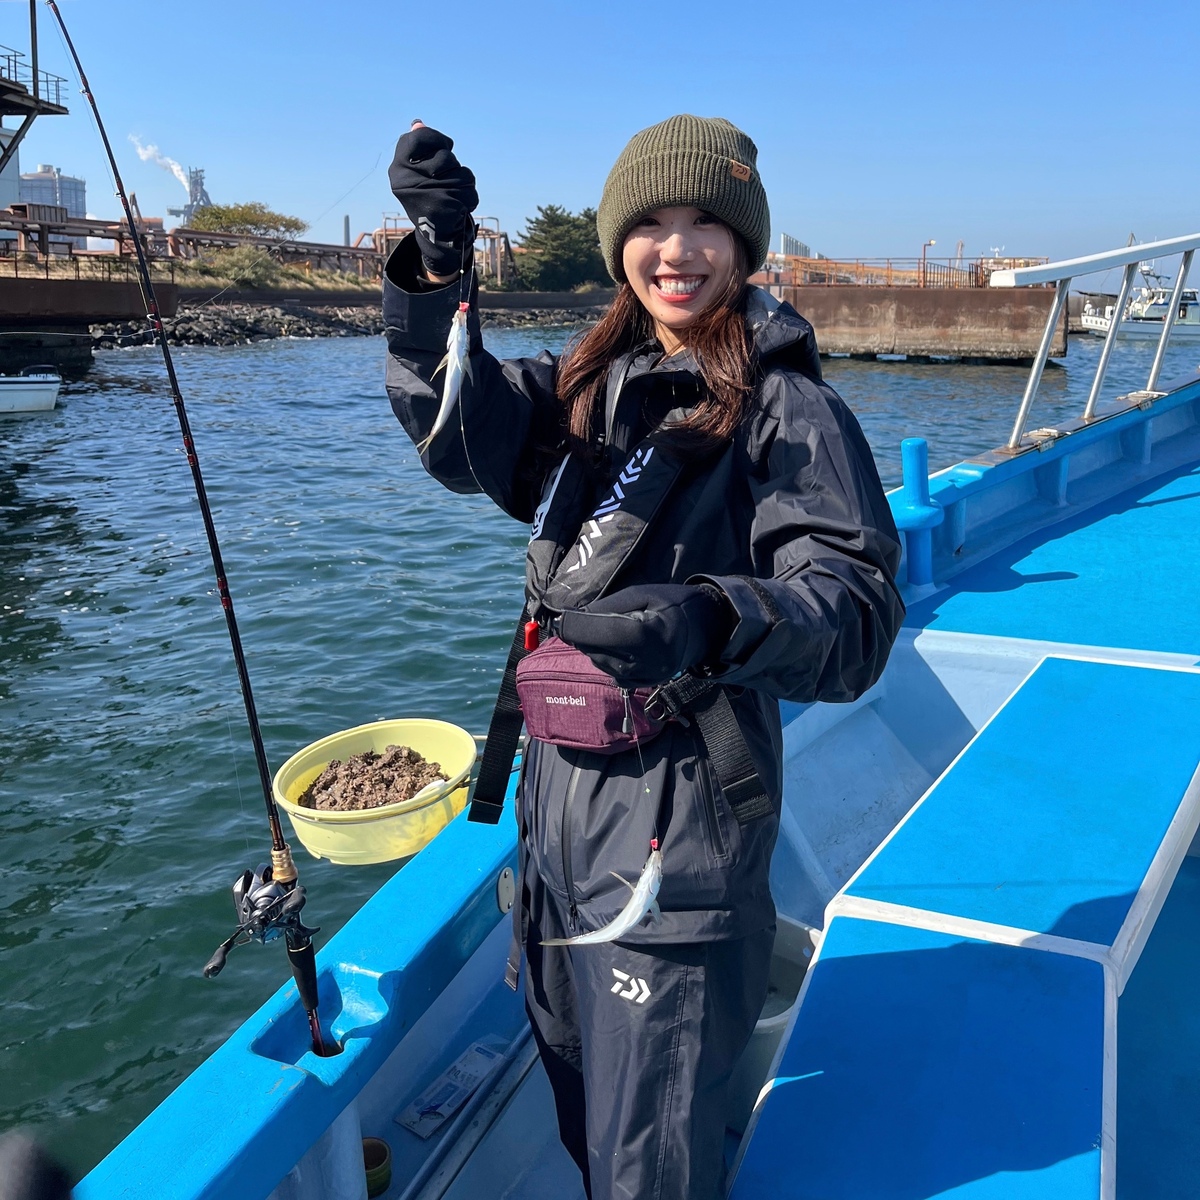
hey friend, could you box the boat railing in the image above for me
[989,233,1200,451]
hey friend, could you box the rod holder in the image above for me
[893,438,944,586]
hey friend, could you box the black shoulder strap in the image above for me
[467,602,530,824]
[648,675,773,825]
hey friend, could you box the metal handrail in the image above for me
[989,233,1200,449]
[0,42,66,107]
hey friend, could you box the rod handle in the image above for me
[286,935,321,1016]
[204,936,235,978]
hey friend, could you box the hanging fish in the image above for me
[541,843,663,947]
[417,301,472,454]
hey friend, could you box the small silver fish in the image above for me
[541,846,663,947]
[417,301,472,454]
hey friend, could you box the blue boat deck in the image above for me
[907,460,1200,657]
[735,656,1200,1199]
[77,379,1200,1200]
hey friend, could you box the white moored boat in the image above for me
[0,368,62,413]
[1082,284,1200,340]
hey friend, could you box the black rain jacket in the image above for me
[383,236,904,942]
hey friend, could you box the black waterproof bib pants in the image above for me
[521,868,774,1200]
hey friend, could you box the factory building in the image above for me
[20,163,86,248]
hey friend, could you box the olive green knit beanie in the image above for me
[596,114,770,283]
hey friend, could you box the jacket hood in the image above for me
[744,287,823,382]
[622,287,822,387]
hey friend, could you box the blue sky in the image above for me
[5,0,1198,277]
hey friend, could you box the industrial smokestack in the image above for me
[343,215,350,247]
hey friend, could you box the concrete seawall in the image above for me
[0,278,179,323]
[173,288,619,310]
[0,278,182,373]
[781,285,1066,362]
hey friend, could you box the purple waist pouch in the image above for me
[515,637,665,754]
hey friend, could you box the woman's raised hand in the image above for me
[388,120,479,278]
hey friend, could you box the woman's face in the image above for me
[622,206,737,352]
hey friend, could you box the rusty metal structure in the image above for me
[0,194,517,286]
[768,254,1051,289]
[0,1,69,177]
[368,214,517,285]
[767,254,1050,289]
[166,225,382,276]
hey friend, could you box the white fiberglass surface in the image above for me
[437,1067,587,1200]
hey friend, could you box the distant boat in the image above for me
[0,367,62,413]
[1081,286,1200,339]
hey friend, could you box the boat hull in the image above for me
[0,376,61,412]
[76,368,1200,1200]
[1081,315,1200,339]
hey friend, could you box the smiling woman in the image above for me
[382,112,904,1199]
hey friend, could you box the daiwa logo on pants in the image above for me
[611,967,651,1004]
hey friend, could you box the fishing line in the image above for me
[45,0,327,1054]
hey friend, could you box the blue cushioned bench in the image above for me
[732,657,1200,1199]
[733,918,1106,1199]
[841,657,1200,982]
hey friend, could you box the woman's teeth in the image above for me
[654,276,705,296]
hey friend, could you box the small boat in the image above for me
[1082,285,1200,340]
[0,366,62,413]
[77,234,1200,1200]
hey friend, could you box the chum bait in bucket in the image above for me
[273,719,477,865]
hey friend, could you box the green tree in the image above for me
[515,205,607,291]
[189,202,308,239]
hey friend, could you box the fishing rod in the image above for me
[44,0,328,1056]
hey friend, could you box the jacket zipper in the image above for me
[560,757,583,931]
[696,738,728,860]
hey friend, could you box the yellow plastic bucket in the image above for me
[272,718,477,865]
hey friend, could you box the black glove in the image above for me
[388,123,478,277]
[557,584,734,687]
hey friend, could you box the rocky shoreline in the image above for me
[91,301,606,350]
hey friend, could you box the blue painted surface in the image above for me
[731,917,1105,1200]
[77,783,520,1200]
[907,460,1200,656]
[846,658,1200,945]
[1117,855,1200,1199]
[894,437,945,585]
[76,376,1200,1200]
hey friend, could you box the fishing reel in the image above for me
[203,859,319,979]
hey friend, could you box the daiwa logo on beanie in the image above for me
[596,114,771,283]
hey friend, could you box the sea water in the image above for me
[1,328,1195,1175]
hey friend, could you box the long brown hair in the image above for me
[555,234,756,455]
